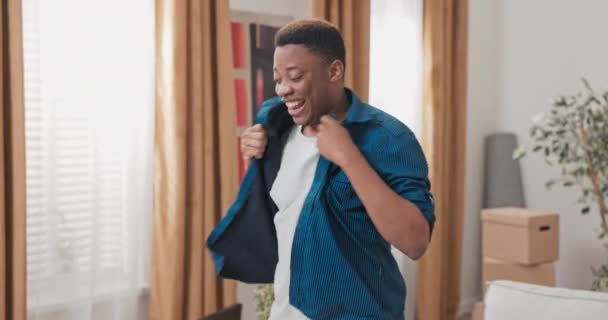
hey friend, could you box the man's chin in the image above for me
[291,115,310,126]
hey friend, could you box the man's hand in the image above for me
[240,124,267,168]
[315,115,361,168]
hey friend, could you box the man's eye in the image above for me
[291,76,303,82]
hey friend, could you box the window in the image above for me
[369,1,423,320]
[369,0,423,137]
[23,0,154,318]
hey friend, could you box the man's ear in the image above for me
[328,59,345,83]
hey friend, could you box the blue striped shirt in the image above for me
[207,89,435,319]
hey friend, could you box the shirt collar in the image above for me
[343,88,375,124]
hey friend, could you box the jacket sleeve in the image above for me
[205,97,284,283]
[374,125,435,235]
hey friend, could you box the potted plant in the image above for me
[513,79,608,292]
[253,284,274,320]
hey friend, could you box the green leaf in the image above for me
[545,180,556,190]
[533,145,543,152]
[530,127,539,137]
[512,147,527,160]
[563,181,574,187]
[576,167,587,177]
[582,206,591,214]
[554,96,567,107]
[592,266,598,276]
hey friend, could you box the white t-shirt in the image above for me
[268,126,319,320]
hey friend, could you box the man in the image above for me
[207,19,434,319]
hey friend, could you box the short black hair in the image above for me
[274,19,346,67]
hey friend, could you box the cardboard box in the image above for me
[482,207,559,264]
[482,258,555,289]
[472,301,484,320]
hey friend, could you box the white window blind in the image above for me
[22,0,154,317]
[23,0,50,283]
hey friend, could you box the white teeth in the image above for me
[286,101,303,109]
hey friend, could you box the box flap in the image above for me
[481,207,557,226]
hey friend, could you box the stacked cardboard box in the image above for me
[474,207,560,320]
[471,301,484,320]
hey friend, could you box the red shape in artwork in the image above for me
[231,22,245,68]
[256,68,264,108]
[235,79,248,127]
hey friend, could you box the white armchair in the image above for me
[483,280,608,320]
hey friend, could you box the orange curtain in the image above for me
[149,0,239,319]
[416,0,468,320]
[312,0,370,102]
[0,1,27,320]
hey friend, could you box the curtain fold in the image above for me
[312,0,370,102]
[416,1,468,320]
[150,0,239,319]
[1,1,27,320]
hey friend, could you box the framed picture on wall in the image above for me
[230,11,292,180]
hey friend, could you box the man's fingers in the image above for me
[244,131,266,140]
[241,137,265,148]
[250,124,264,132]
[317,122,328,132]
[241,124,266,139]
[242,146,264,158]
[320,115,336,124]
[241,138,261,148]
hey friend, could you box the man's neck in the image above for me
[301,88,351,137]
[330,88,351,122]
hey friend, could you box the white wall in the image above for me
[460,0,502,313]
[463,0,608,315]
[228,3,311,320]
[230,0,311,20]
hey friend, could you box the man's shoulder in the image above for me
[358,104,428,172]
[358,103,415,140]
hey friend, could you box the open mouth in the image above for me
[285,100,306,116]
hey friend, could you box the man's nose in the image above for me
[276,82,294,98]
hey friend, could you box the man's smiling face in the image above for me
[273,44,333,126]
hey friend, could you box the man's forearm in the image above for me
[340,150,430,260]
